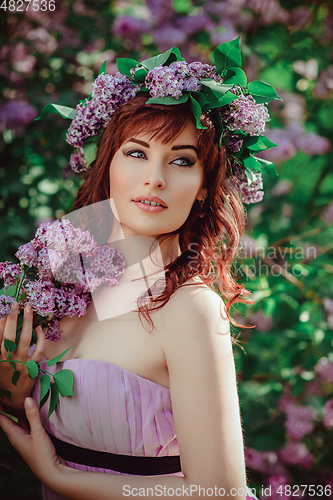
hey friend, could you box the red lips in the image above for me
[132,195,167,208]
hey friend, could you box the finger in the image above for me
[24,398,45,437]
[16,305,33,360]
[0,317,7,354]
[2,302,19,353]
[30,326,46,363]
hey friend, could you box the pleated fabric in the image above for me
[31,358,257,500]
[32,358,183,500]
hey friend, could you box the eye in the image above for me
[172,157,194,168]
[126,150,147,159]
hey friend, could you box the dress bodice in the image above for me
[32,358,179,458]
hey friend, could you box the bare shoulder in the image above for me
[157,278,230,341]
[154,279,232,372]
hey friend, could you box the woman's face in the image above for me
[109,120,206,238]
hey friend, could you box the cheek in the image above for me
[109,164,129,199]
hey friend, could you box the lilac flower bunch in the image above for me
[40,38,280,204]
[145,61,219,97]
[0,219,126,342]
[222,90,270,136]
[232,164,264,204]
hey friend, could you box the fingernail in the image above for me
[25,305,32,313]
[25,397,34,409]
[10,302,18,312]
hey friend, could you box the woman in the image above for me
[0,43,275,499]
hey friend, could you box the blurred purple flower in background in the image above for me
[0,100,37,133]
[315,356,333,383]
[250,309,273,331]
[113,15,149,38]
[277,442,314,469]
[146,0,173,25]
[321,201,333,223]
[152,25,187,51]
[289,6,313,29]
[284,404,316,441]
[323,399,333,430]
[26,27,58,55]
[261,124,331,162]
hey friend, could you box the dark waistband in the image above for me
[48,432,182,476]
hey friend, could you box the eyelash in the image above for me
[125,150,194,168]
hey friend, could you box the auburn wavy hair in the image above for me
[72,94,251,329]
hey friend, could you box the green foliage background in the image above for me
[0,0,333,498]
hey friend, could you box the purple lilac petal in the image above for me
[0,295,16,319]
[15,243,38,268]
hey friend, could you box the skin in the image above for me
[0,121,247,499]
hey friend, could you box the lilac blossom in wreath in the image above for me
[232,164,264,204]
[0,295,16,319]
[146,65,183,98]
[222,90,269,136]
[69,147,89,174]
[66,72,138,148]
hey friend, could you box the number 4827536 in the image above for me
[0,0,55,11]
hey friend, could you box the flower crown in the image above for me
[38,38,280,204]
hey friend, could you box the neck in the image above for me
[107,218,180,270]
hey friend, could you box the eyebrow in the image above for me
[126,138,198,154]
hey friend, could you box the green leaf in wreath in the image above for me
[47,345,73,367]
[116,58,139,78]
[53,369,74,397]
[244,166,259,186]
[12,370,20,387]
[146,93,190,105]
[190,96,206,130]
[209,108,224,146]
[214,37,242,76]
[98,60,107,76]
[48,382,60,418]
[133,68,148,83]
[201,79,234,97]
[4,339,17,353]
[83,142,98,167]
[0,388,11,401]
[36,104,77,121]
[254,157,278,177]
[27,359,39,379]
[190,91,209,108]
[223,67,247,87]
[39,374,51,410]
[141,47,184,71]
[216,92,239,107]
[243,155,262,174]
[247,80,282,104]
[246,135,278,152]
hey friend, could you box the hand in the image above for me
[0,397,66,489]
[0,303,45,411]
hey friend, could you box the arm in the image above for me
[0,303,45,418]
[160,285,247,494]
[0,286,247,500]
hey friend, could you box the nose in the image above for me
[143,158,166,189]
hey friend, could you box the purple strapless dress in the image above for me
[31,358,257,500]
